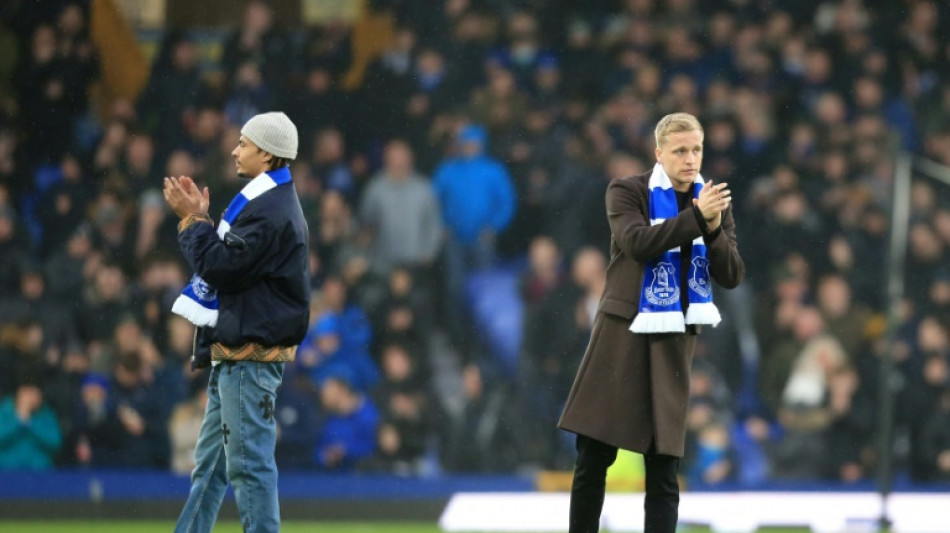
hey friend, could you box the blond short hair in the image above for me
[654,112,703,147]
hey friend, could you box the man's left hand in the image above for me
[693,180,730,232]
[163,175,210,219]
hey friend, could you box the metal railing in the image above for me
[878,152,950,531]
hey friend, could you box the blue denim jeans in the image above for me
[175,361,284,533]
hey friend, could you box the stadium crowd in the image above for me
[1,0,950,487]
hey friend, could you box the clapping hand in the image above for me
[693,180,731,232]
[163,176,210,220]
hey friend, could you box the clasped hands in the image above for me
[163,175,210,219]
[693,180,731,232]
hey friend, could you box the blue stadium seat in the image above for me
[465,266,524,377]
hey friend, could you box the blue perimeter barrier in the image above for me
[0,471,536,501]
[2,472,949,523]
[1,471,949,501]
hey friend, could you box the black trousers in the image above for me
[569,434,680,533]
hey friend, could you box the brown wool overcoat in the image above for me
[557,170,744,457]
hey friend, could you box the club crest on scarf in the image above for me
[191,275,216,302]
[688,256,711,298]
[645,262,679,306]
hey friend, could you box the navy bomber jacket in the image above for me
[178,179,310,354]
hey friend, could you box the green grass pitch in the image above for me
[0,523,437,533]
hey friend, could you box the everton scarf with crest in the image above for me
[171,167,293,327]
[629,163,721,333]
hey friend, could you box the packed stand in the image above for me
[0,0,949,487]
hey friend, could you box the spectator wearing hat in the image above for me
[433,123,515,352]
[69,372,115,466]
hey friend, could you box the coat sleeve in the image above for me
[606,178,703,262]
[178,206,278,292]
[703,205,745,289]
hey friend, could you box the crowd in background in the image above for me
[1,0,950,487]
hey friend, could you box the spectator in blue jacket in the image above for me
[314,375,380,471]
[434,124,516,250]
[300,312,379,393]
[0,374,62,470]
[433,124,515,351]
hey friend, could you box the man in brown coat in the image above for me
[558,113,744,533]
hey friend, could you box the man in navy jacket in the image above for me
[163,111,309,533]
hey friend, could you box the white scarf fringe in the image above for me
[630,311,686,333]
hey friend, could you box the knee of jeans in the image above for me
[225,459,245,481]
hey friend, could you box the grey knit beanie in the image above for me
[240,112,298,160]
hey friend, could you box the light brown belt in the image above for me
[211,342,297,363]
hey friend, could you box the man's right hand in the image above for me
[163,176,210,220]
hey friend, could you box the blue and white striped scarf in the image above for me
[171,167,293,327]
[629,163,721,333]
